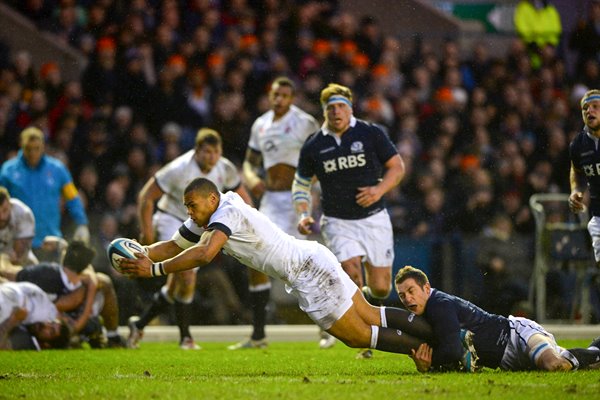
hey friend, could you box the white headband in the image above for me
[323,95,352,110]
[582,94,600,106]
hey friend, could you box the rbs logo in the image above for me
[323,154,366,173]
[583,163,600,177]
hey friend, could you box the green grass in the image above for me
[0,340,598,400]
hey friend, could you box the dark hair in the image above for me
[272,76,295,94]
[63,241,96,273]
[184,177,219,197]
[394,266,429,287]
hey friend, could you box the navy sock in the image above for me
[250,288,270,340]
[175,300,192,340]
[383,307,433,339]
[374,326,425,354]
[137,291,171,329]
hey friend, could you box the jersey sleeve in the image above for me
[372,124,399,164]
[154,161,179,194]
[247,119,261,152]
[426,297,465,368]
[294,114,320,145]
[221,158,242,192]
[172,219,203,250]
[206,204,238,236]
[296,137,316,179]
[12,200,35,240]
[569,139,580,170]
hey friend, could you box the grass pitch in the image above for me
[0,340,598,400]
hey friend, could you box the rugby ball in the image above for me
[107,238,147,273]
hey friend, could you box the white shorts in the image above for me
[92,291,105,317]
[320,209,394,266]
[285,242,358,330]
[153,211,185,241]
[260,191,305,239]
[500,316,565,371]
[587,216,600,262]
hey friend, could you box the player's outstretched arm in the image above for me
[121,231,228,278]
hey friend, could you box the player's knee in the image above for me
[368,284,391,299]
[96,272,113,290]
[335,331,368,348]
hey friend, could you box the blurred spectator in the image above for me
[476,214,530,316]
[0,127,90,254]
[569,0,600,76]
[514,0,562,69]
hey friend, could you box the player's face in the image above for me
[184,190,218,227]
[30,321,62,342]
[195,143,221,172]
[396,278,431,316]
[0,199,10,229]
[22,139,44,168]
[324,102,352,134]
[583,99,600,133]
[269,83,294,118]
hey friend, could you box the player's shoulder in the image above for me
[303,129,325,146]
[217,156,237,170]
[290,105,317,121]
[166,149,195,167]
[43,154,67,169]
[354,118,387,134]
[254,110,275,125]
[10,197,33,215]
[428,289,457,308]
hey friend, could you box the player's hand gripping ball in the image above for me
[107,238,147,273]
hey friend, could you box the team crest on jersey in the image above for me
[350,141,364,153]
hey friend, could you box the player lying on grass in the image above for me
[119,177,437,357]
[0,281,71,350]
[395,266,600,372]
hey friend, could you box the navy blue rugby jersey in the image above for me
[296,118,398,219]
[570,129,600,216]
[425,289,510,369]
[16,263,80,301]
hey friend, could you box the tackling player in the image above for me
[293,83,405,357]
[395,266,600,372]
[119,178,435,359]
[230,77,320,350]
[131,128,252,350]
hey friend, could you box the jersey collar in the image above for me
[585,126,600,149]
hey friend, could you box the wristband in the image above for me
[151,262,166,277]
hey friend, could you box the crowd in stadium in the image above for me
[1,0,600,340]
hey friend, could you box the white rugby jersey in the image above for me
[174,191,318,284]
[155,150,242,221]
[0,198,35,256]
[248,105,319,169]
[0,282,58,325]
